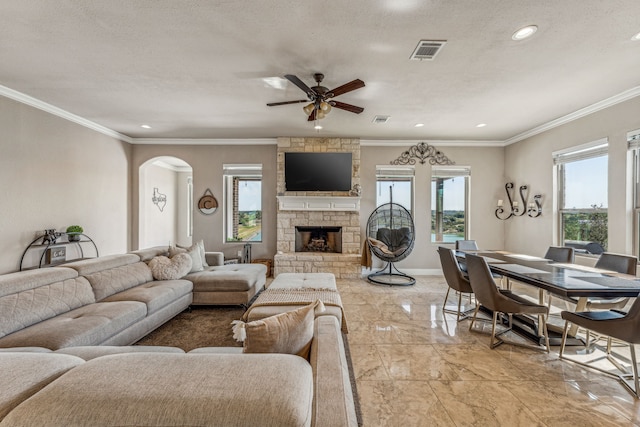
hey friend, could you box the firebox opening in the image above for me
[295,226,343,253]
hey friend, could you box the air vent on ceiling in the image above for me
[410,40,446,60]
[372,115,390,124]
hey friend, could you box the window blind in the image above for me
[553,139,608,165]
[431,166,471,178]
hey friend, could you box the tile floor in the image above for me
[339,275,640,426]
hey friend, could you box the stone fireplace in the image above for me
[273,137,361,279]
[295,226,342,253]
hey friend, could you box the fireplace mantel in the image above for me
[277,196,360,212]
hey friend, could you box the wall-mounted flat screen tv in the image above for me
[285,152,352,192]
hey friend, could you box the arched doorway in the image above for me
[139,156,193,248]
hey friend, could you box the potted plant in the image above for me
[66,225,84,242]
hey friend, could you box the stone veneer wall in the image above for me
[274,137,361,279]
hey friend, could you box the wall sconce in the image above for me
[495,182,541,220]
[152,187,167,212]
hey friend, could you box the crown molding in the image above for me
[131,138,277,145]
[361,139,504,147]
[503,86,640,146]
[0,84,132,143]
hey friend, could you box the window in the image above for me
[431,166,470,243]
[555,140,608,254]
[629,130,640,255]
[223,164,262,242]
[375,166,414,212]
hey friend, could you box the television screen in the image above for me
[285,152,352,191]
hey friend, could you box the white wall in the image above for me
[504,96,640,259]
[0,95,131,274]
[139,163,178,248]
[361,144,505,270]
[131,144,277,261]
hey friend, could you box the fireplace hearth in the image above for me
[295,226,342,253]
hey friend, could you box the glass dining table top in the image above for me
[456,250,640,299]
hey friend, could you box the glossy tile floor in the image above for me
[339,275,640,426]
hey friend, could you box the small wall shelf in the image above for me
[277,196,360,212]
[19,233,99,271]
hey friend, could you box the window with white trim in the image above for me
[554,140,608,254]
[431,166,470,243]
[375,166,414,213]
[223,164,262,242]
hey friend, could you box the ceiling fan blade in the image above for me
[327,79,365,97]
[284,74,315,98]
[307,109,317,121]
[266,99,308,107]
[330,101,364,114]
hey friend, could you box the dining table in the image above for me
[455,250,640,345]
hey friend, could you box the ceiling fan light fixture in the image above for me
[512,25,538,40]
[320,101,331,113]
[317,110,326,119]
[302,103,314,115]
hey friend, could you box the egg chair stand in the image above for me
[366,187,416,286]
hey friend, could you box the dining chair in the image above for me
[466,253,550,352]
[584,252,638,311]
[559,297,640,398]
[455,240,478,251]
[544,246,575,263]
[437,247,474,322]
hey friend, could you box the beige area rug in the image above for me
[135,306,243,351]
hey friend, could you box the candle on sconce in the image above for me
[498,199,503,207]
[513,201,519,208]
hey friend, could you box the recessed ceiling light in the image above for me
[414,123,424,127]
[476,123,487,128]
[314,124,322,130]
[632,31,640,41]
[140,124,151,129]
[512,25,538,41]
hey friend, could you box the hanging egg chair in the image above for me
[365,188,416,286]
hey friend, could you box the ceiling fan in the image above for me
[267,73,365,121]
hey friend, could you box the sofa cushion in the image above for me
[0,353,313,427]
[148,254,192,280]
[234,301,324,360]
[0,270,95,339]
[129,246,170,262]
[0,352,84,421]
[76,258,154,301]
[186,263,267,292]
[55,345,185,361]
[101,279,193,314]
[0,301,147,350]
[64,254,141,276]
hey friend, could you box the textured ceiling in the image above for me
[1,0,639,142]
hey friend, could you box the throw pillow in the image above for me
[175,240,208,269]
[368,237,393,255]
[170,243,204,273]
[231,300,326,360]
[148,254,192,280]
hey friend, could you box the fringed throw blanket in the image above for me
[242,288,348,333]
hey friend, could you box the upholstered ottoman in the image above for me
[243,273,346,331]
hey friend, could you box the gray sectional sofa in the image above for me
[0,255,192,350]
[0,316,358,427]
[132,246,267,306]
[0,249,358,426]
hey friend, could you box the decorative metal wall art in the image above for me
[391,142,454,166]
[197,188,218,215]
[495,182,542,220]
[152,187,167,212]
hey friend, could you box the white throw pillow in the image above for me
[148,254,192,280]
[170,242,205,273]
[173,240,208,270]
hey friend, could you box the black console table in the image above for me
[19,233,99,271]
